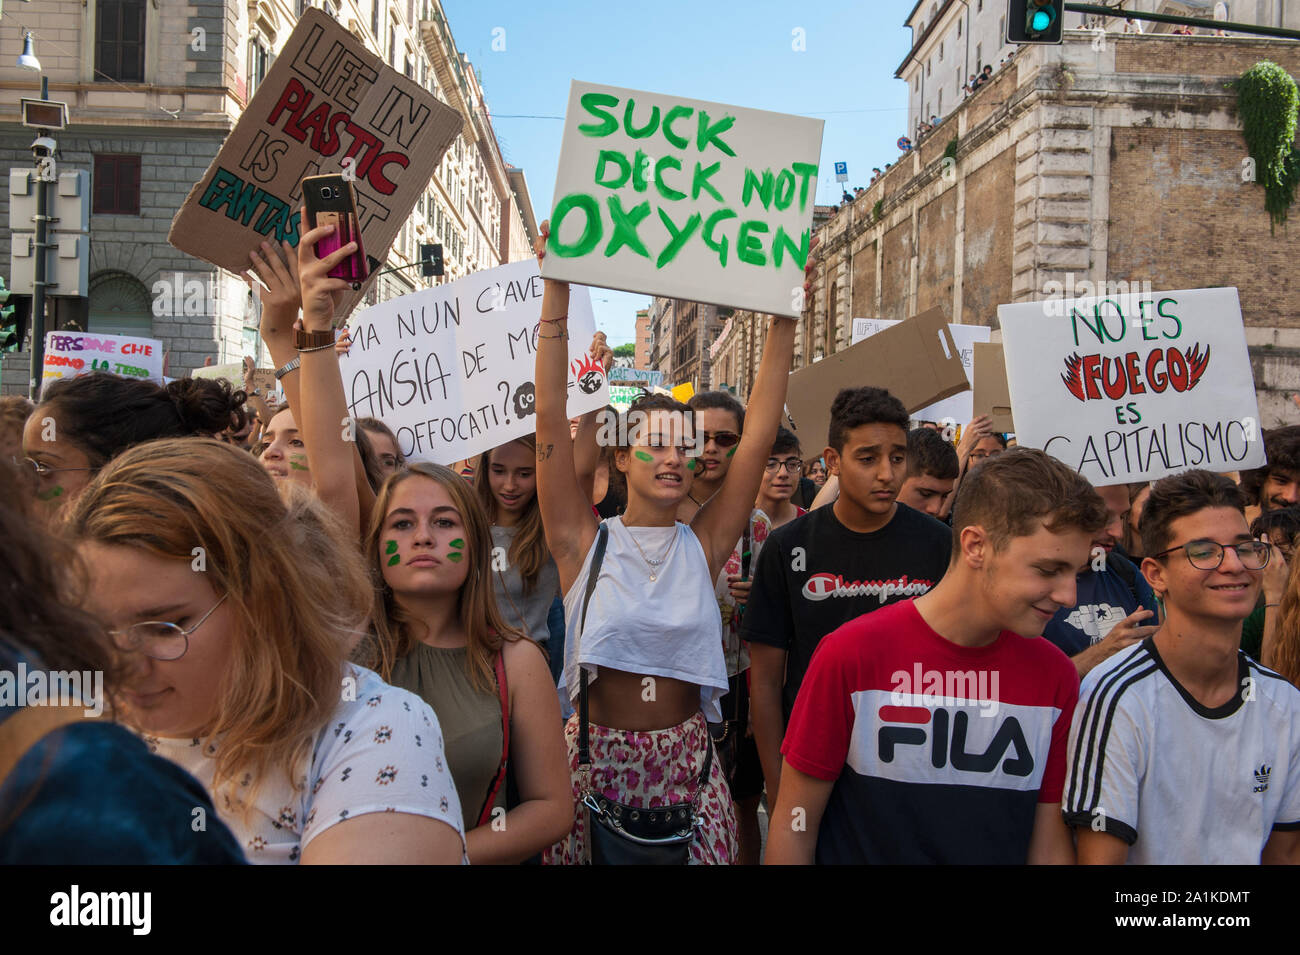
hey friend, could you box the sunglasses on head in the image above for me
[702,430,740,449]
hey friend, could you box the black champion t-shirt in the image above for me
[742,502,952,720]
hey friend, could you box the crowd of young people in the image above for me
[4,215,1300,865]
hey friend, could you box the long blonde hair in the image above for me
[361,463,524,693]
[62,438,374,809]
[473,435,550,593]
[1273,554,1300,686]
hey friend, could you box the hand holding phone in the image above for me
[301,175,368,291]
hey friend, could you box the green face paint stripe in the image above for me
[634,450,653,462]
[727,445,737,458]
[387,554,401,567]
[686,458,697,471]
[37,485,64,501]
[385,540,398,554]
[446,552,463,562]
[449,539,464,548]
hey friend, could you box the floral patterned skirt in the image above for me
[543,711,738,865]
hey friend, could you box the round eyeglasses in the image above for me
[765,458,804,474]
[107,593,229,661]
[1152,539,1270,571]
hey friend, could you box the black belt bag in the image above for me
[576,523,713,865]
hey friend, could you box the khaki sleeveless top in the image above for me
[388,644,504,830]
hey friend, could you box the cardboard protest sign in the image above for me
[192,362,279,397]
[42,331,163,391]
[851,318,990,425]
[168,8,462,322]
[998,287,1265,484]
[972,342,1014,433]
[783,307,968,451]
[541,81,824,318]
[338,259,607,465]
[609,383,646,411]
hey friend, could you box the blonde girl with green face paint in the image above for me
[359,463,573,865]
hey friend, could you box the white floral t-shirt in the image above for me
[148,665,465,864]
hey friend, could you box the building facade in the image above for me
[0,0,532,391]
[633,307,650,370]
[804,29,1300,428]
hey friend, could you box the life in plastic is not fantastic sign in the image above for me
[541,81,824,318]
[998,286,1265,484]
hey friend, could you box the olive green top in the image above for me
[389,643,504,830]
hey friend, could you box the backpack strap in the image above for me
[475,651,510,829]
[0,705,96,791]
[577,523,610,772]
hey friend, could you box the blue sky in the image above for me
[441,0,916,346]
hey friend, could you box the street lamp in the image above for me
[16,32,53,399]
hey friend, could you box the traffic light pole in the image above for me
[1064,3,1300,41]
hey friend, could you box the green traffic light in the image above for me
[1032,10,1051,30]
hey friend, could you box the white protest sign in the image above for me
[42,331,164,390]
[339,259,608,464]
[851,318,990,425]
[541,80,824,318]
[998,286,1265,484]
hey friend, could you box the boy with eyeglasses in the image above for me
[745,387,951,806]
[756,427,807,531]
[1065,470,1300,864]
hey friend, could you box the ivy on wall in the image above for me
[1236,60,1300,233]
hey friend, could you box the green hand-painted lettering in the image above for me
[594,149,632,189]
[578,92,619,137]
[696,110,737,157]
[691,162,724,203]
[742,168,774,209]
[663,105,693,149]
[791,162,818,211]
[773,168,796,210]
[623,99,660,139]
[703,209,738,267]
[656,207,702,269]
[385,540,398,554]
[737,220,769,267]
[634,450,654,462]
[550,193,602,257]
[605,196,651,259]
[772,226,809,270]
[654,156,686,201]
[631,149,652,192]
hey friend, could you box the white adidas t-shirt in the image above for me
[149,665,465,864]
[1064,639,1300,864]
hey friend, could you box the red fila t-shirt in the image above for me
[782,598,1078,864]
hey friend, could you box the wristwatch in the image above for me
[275,356,300,380]
[294,327,335,350]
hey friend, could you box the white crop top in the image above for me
[562,518,728,723]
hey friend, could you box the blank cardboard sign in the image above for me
[783,307,968,452]
[972,342,1014,432]
[168,8,463,324]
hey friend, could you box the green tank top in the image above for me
[388,644,504,830]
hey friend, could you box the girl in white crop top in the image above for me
[530,222,810,864]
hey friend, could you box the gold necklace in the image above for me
[626,525,674,582]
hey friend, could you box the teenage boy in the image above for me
[745,387,951,802]
[1043,480,1159,678]
[897,427,959,519]
[1065,470,1300,864]
[765,449,1107,864]
[756,427,807,531]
